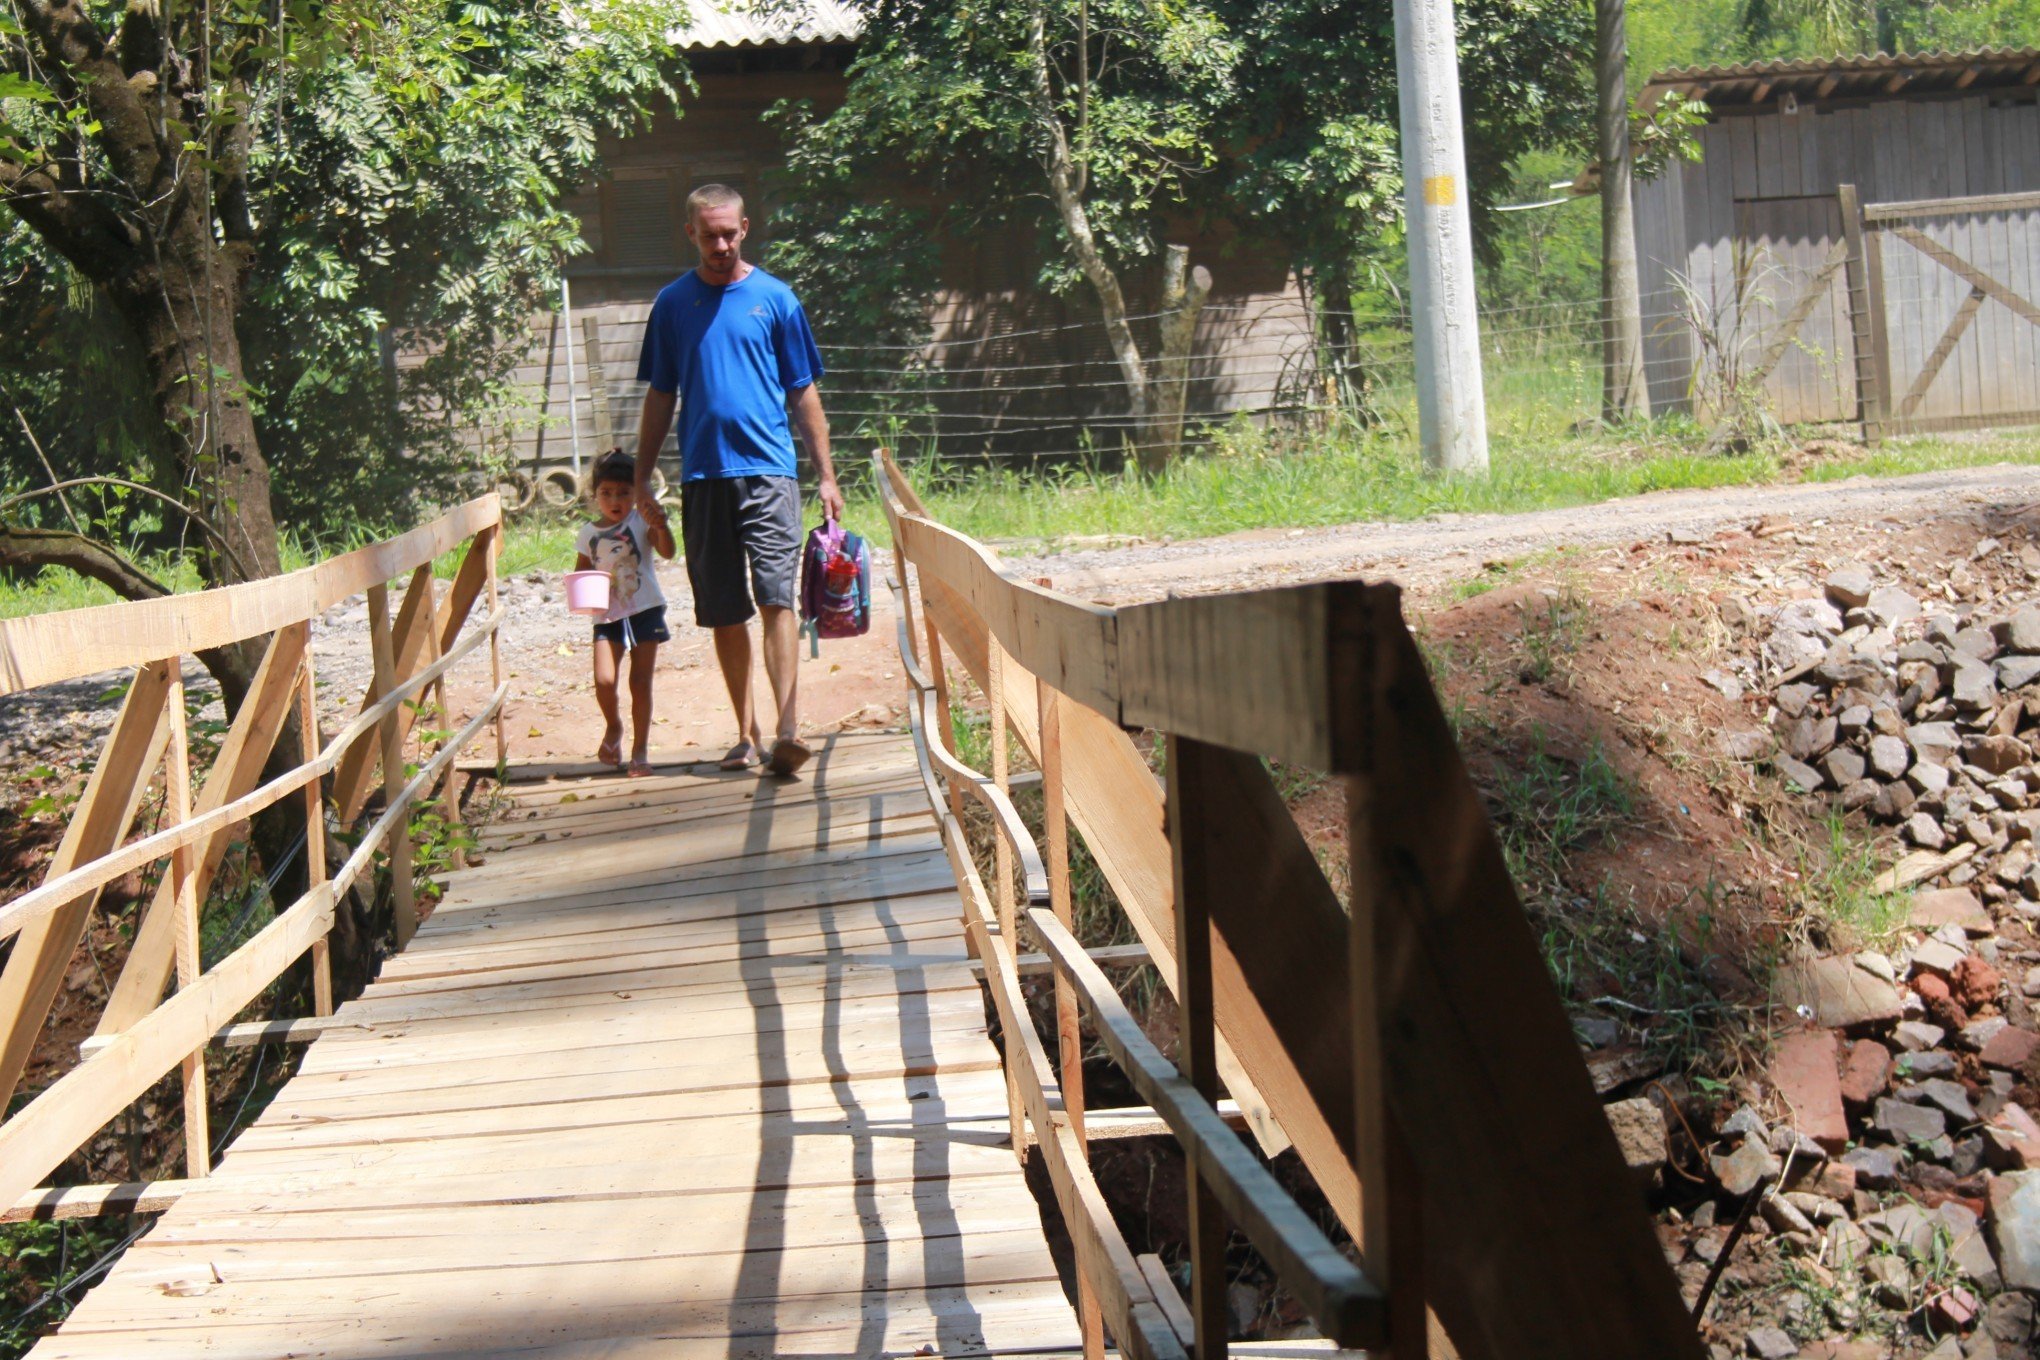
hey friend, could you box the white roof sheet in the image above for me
[672,0,864,50]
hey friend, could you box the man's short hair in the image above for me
[686,183,745,223]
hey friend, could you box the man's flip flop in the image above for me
[627,758,656,779]
[766,738,812,778]
[719,742,759,771]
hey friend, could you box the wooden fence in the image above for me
[872,451,1703,1359]
[0,497,506,1217]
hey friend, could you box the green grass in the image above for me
[847,415,2040,551]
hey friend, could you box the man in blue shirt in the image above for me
[632,182,844,778]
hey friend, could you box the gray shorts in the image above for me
[680,475,801,629]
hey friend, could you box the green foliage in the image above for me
[0,0,679,540]
[769,0,1590,380]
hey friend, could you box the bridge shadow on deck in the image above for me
[23,732,1079,1360]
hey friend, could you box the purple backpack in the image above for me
[798,519,872,652]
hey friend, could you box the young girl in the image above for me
[574,451,676,776]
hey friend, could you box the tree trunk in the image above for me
[1026,6,1150,452]
[1141,245,1211,475]
[1596,0,1651,422]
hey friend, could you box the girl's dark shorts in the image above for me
[591,605,670,651]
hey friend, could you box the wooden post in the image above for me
[986,632,1028,1158]
[581,313,616,451]
[1167,736,1229,1360]
[421,575,465,872]
[161,662,211,1178]
[367,579,417,947]
[485,526,507,771]
[1839,184,1889,444]
[1039,675,1103,1360]
[1346,770,1428,1357]
[298,656,332,1019]
[923,616,968,832]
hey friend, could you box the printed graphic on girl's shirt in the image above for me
[587,520,645,623]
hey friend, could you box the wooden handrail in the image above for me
[874,450,1706,1360]
[0,496,500,694]
[0,498,507,1212]
[0,605,504,942]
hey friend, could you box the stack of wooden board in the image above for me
[28,733,1085,1359]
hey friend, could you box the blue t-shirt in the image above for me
[636,267,824,482]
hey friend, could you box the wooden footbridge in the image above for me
[0,462,1707,1359]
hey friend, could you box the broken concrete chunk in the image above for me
[1959,626,2004,662]
[1872,1095,1948,1144]
[1840,1039,1892,1107]
[1954,657,2003,711]
[1990,1170,2040,1292]
[2002,654,2040,690]
[1777,956,1903,1028]
[1983,1026,2040,1071]
[1894,1019,1947,1051]
[1909,759,1954,799]
[2003,605,2040,654]
[1967,733,2028,776]
[1718,728,1770,762]
[1867,585,1922,628]
[1604,1097,1668,1173]
[1711,1137,1782,1196]
[1899,1048,1957,1078]
[1867,733,1911,780]
[1841,1143,1904,1188]
[1775,681,1817,718]
[1906,812,1949,850]
[1912,1077,1977,1122]
[1776,598,1845,638]
[1986,1103,2040,1171]
[1770,1029,1848,1153]
[1962,1016,2011,1051]
[1825,566,1875,610]
[1823,747,1867,787]
[1910,886,1992,934]
[1912,938,1968,976]
[1776,754,1825,794]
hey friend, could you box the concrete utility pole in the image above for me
[1393,0,1488,474]
[1597,0,1651,421]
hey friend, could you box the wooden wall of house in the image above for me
[1633,90,2040,424]
[401,65,1317,474]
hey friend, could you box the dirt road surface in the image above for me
[12,463,2039,775]
[1003,463,2040,604]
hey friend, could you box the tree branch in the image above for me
[0,156,139,280]
[0,477,259,582]
[0,523,169,600]
[18,0,172,216]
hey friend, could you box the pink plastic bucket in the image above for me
[563,570,611,617]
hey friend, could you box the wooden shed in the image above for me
[424,1,1316,492]
[1632,49,2040,435]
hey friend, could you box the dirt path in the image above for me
[1003,463,2040,604]
[13,463,2040,774]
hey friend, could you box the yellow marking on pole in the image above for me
[1422,175,1458,206]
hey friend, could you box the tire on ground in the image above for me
[538,469,580,508]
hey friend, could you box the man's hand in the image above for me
[818,475,845,522]
[634,479,662,521]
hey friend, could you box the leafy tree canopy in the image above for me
[0,0,677,543]
[766,0,1590,359]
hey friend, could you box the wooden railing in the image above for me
[0,497,506,1216]
[873,452,1703,1360]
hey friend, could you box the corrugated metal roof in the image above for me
[670,0,864,50]
[1641,46,2040,112]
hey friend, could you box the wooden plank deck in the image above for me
[28,732,1086,1359]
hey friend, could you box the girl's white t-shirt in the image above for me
[574,510,666,623]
